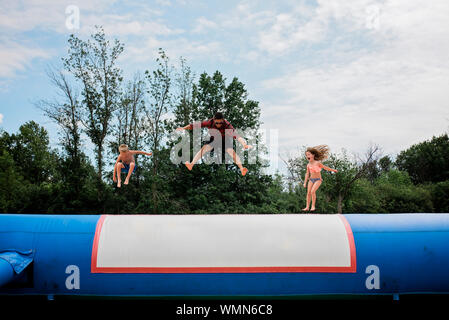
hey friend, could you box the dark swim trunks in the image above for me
[121,162,136,174]
[205,135,234,163]
[205,135,234,151]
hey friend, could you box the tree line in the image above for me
[1,27,448,215]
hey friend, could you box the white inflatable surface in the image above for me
[91,214,356,273]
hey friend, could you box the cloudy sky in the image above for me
[1,0,448,171]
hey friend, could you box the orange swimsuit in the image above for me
[307,163,322,184]
[307,163,322,173]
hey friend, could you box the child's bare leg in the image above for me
[311,192,316,210]
[186,144,213,170]
[124,163,135,185]
[115,163,123,188]
[226,148,247,176]
[303,181,313,210]
[302,192,311,211]
[310,180,322,211]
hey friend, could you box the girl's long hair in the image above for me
[306,145,330,161]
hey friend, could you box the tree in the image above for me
[345,178,382,213]
[166,70,272,214]
[63,26,124,184]
[376,170,433,213]
[144,49,173,213]
[114,73,146,149]
[429,180,449,213]
[0,123,59,213]
[191,71,226,121]
[280,146,307,192]
[379,155,393,173]
[36,66,86,202]
[191,71,261,130]
[396,133,449,184]
[0,150,26,212]
[110,73,147,187]
[334,145,381,213]
[188,71,262,171]
[7,121,56,185]
[172,57,195,129]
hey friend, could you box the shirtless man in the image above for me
[113,144,152,187]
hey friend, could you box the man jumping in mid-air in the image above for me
[176,112,252,176]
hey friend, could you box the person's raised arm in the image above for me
[176,124,193,131]
[320,162,338,173]
[130,150,152,156]
[176,119,210,131]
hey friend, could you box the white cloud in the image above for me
[254,0,382,56]
[257,10,326,55]
[81,15,184,37]
[2,0,448,161]
[192,17,218,34]
[156,0,172,6]
[218,1,273,30]
[0,1,176,38]
[0,0,116,34]
[0,0,180,80]
[122,36,228,65]
[259,0,449,156]
[0,113,3,124]
[0,41,51,78]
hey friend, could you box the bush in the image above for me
[376,170,433,213]
[345,178,382,213]
[429,180,449,213]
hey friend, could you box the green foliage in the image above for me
[379,155,393,173]
[63,26,124,181]
[2,121,448,215]
[2,26,447,215]
[376,170,433,213]
[5,121,56,185]
[159,69,272,214]
[396,133,449,184]
[428,180,449,213]
[345,178,382,213]
[191,71,261,130]
[0,150,26,212]
[172,57,195,129]
[319,151,358,207]
[0,125,53,213]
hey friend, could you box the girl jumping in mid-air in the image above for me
[302,145,338,212]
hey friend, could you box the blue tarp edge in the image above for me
[0,249,34,274]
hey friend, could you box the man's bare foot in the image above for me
[185,161,193,171]
[124,178,129,185]
[117,181,121,188]
[241,167,248,176]
[302,207,309,211]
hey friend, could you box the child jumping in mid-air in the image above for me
[302,145,338,212]
[113,144,152,187]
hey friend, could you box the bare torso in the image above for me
[119,151,135,164]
